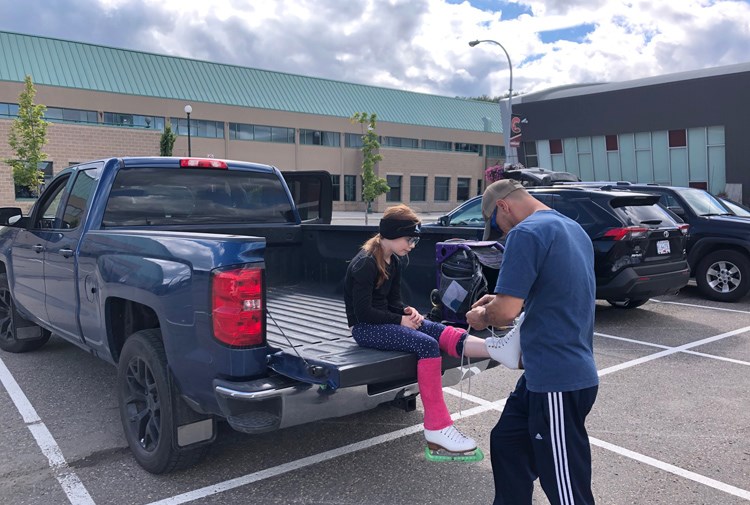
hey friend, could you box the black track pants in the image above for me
[491,375,598,505]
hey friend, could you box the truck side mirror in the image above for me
[438,215,450,226]
[0,207,23,226]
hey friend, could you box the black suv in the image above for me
[598,184,750,302]
[427,186,690,308]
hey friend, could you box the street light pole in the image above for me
[469,39,515,163]
[184,104,193,156]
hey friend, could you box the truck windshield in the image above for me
[102,168,295,227]
[674,188,732,217]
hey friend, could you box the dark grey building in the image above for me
[510,62,749,203]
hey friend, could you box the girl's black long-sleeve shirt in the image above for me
[344,250,406,327]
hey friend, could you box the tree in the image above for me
[350,112,389,225]
[160,122,177,156]
[5,75,48,196]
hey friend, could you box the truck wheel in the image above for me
[696,250,750,302]
[606,298,649,309]
[117,329,209,473]
[0,274,51,353]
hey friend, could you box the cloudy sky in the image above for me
[1,0,749,99]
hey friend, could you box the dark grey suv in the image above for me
[427,186,690,308]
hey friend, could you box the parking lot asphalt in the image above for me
[1,288,749,505]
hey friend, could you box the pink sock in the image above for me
[438,326,465,358]
[418,357,453,430]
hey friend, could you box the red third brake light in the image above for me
[603,227,649,241]
[211,267,264,347]
[180,158,228,169]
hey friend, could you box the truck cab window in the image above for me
[61,169,100,229]
[33,176,69,229]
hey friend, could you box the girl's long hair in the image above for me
[362,204,420,287]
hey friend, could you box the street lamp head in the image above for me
[468,40,480,47]
[184,104,192,114]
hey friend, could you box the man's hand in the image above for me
[404,306,424,327]
[472,294,496,309]
[466,306,488,331]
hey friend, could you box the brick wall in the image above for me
[0,120,160,211]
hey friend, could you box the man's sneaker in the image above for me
[485,312,524,369]
[424,424,477,453]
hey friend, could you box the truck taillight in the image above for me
[678,224,690,235]
[211,267,264,347]
[603,227,649,241]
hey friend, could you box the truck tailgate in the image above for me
[266,285,439,389]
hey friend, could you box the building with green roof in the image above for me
[0,31,507,211]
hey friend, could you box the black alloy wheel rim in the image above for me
[124,357,161,452]
[0,289,14,344]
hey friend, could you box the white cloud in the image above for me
[0,0,748,99]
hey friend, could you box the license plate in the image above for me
[657,240,671,255]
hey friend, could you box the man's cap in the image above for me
[481,179,526,240]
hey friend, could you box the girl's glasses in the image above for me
[407,236,420,246]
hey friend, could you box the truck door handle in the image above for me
[32,244,44,253]
[59,247,74,258]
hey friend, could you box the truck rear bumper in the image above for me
[213,359,492,434]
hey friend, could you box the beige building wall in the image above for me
[0,82,506,213]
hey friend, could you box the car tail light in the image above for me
[211,267,264,347]
[180,158,228,169]
[678,224,689,235]
[603,227,649,241]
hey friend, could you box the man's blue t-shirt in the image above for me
[495,210,598,393]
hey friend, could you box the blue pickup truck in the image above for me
[0,157,487,473]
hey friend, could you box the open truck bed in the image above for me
[266,284,436,390]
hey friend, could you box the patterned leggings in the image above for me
[351,320,449,360]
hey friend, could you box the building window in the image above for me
[668,129,687,147]
[486,145,506,158]
[344,175,357,201]
[103,112,165,130]
[434,177,450,201]
[45,107,97,124]
[410,176,427,202]
[522,141,538,167]
[383,137,418,149]
[0,102,19,118]
[422,140,452,151]
[300,129,340,147]
[345,133,364,148]
[549,139,563,154]
[15,162,53,199]
[171,117,224,139]
[386,175,402,201]
[455,143,483,155]
[605,135,619,151]
[229,123,294,143]
[457,178,471,201]
[477,179,483,196]
[331,175,341,201]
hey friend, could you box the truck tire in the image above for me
[117,329,209,473]
[695,250,750,302]
[606,298,649,309]
[0,274,51,353]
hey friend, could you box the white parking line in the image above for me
[650,298,750,314]
[590,437,750,501]
[144,399,506,505]
[595,332,750,367]
[597,325,750,377]
[0,356,95,505]
[144,325,750,505]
